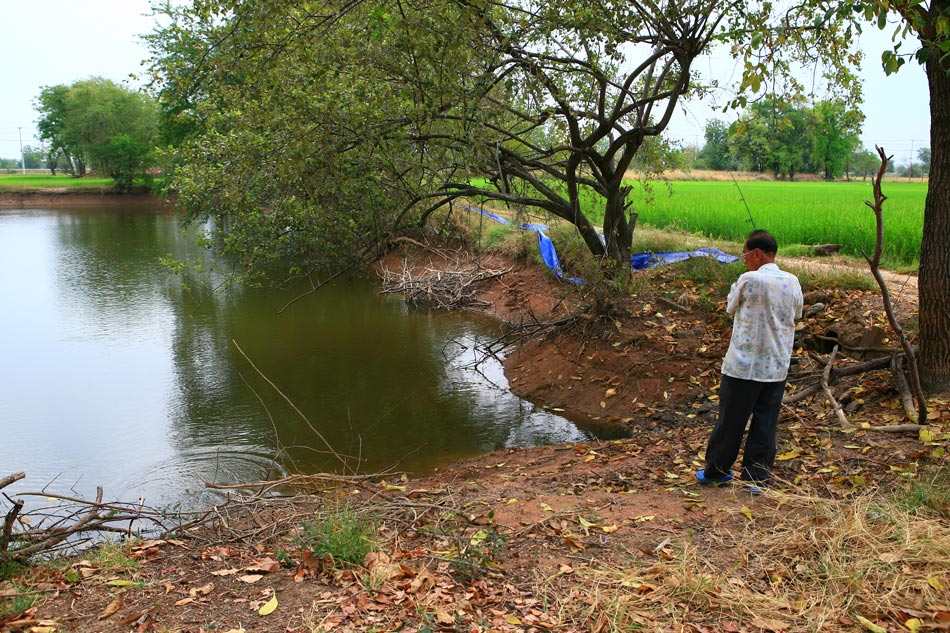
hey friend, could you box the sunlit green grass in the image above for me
[0,173,116,190]
[627,180,925,270]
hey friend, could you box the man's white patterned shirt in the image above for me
[722,263,803,382]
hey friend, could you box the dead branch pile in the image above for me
[1,473,180,563]
[380,258,510,309]
[783,347,925,432]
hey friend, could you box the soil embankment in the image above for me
[0,188,167,209]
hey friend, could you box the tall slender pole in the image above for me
[909,139,915,180]
[18,127,25,174]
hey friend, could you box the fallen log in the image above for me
[808,243,842,256]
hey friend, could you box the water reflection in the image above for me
[0,206,594,509]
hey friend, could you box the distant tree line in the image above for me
[32,77,160,190]
[0,145,45,171]
[690,99,929,181]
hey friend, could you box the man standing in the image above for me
[696,230,803,491]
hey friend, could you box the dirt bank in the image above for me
[0,189,167,209]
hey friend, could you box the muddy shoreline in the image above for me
[0,189,168,209]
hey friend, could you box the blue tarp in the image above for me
[465,206,738,281]
[630,248,739,270]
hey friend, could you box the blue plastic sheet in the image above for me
[465,206,737,282]
[536,230,563,277]
[630,248,739,270]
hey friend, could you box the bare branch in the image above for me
[821,346,852,429]
[863,146,928,426]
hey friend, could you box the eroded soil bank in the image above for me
[0,189,166,209]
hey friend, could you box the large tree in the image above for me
[725,99,860,179]
[809,100,862,180]
[697,119,735,170]
[35,78,159,189]
[849,147,882,180]
[148,0,749,274]
[729,99,811,179]
[35,84,84,176]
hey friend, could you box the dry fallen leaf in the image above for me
[97,596,123,620]
[435,611,455,625]
[854,614,887,633]
[258,594,278,616]
[409,571,436,594]
[238,574,264,584]
[211,568,240,577]
[189,582,214,597]
[245,557,280,574]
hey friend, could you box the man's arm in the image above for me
[725,277,745,316]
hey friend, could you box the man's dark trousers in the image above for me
[704,375,786,482]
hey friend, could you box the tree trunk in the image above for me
[62,147,76,175]
[919,56,950,392]
[602,185,633,267]
[577,220,607,259]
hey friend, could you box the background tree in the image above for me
[696,119,736,170]
[809,99,862,180]
[45,146,68,176]
[849,147,881,181]
[35,84,82,176]
[61,78,159,189]
[918,147,931,175]
[35,78,159,189]
[729,99,810,179]
[20,145,44,170]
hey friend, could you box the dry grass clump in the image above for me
[550,480,950,632]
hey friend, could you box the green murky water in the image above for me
[0,205,594,508]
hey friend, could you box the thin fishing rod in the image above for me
[731,173,757,230]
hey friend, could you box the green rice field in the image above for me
[627,180,926,270]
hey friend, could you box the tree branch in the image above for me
[863,146,928,425]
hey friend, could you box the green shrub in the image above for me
[297,504,376,567]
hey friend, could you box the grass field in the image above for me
[0,173,117,190]
[627,180,926,270]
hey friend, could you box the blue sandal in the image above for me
[695,469,734,484]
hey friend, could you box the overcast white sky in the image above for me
[0,1,932,168]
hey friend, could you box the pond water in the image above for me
[0,204,595,509]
